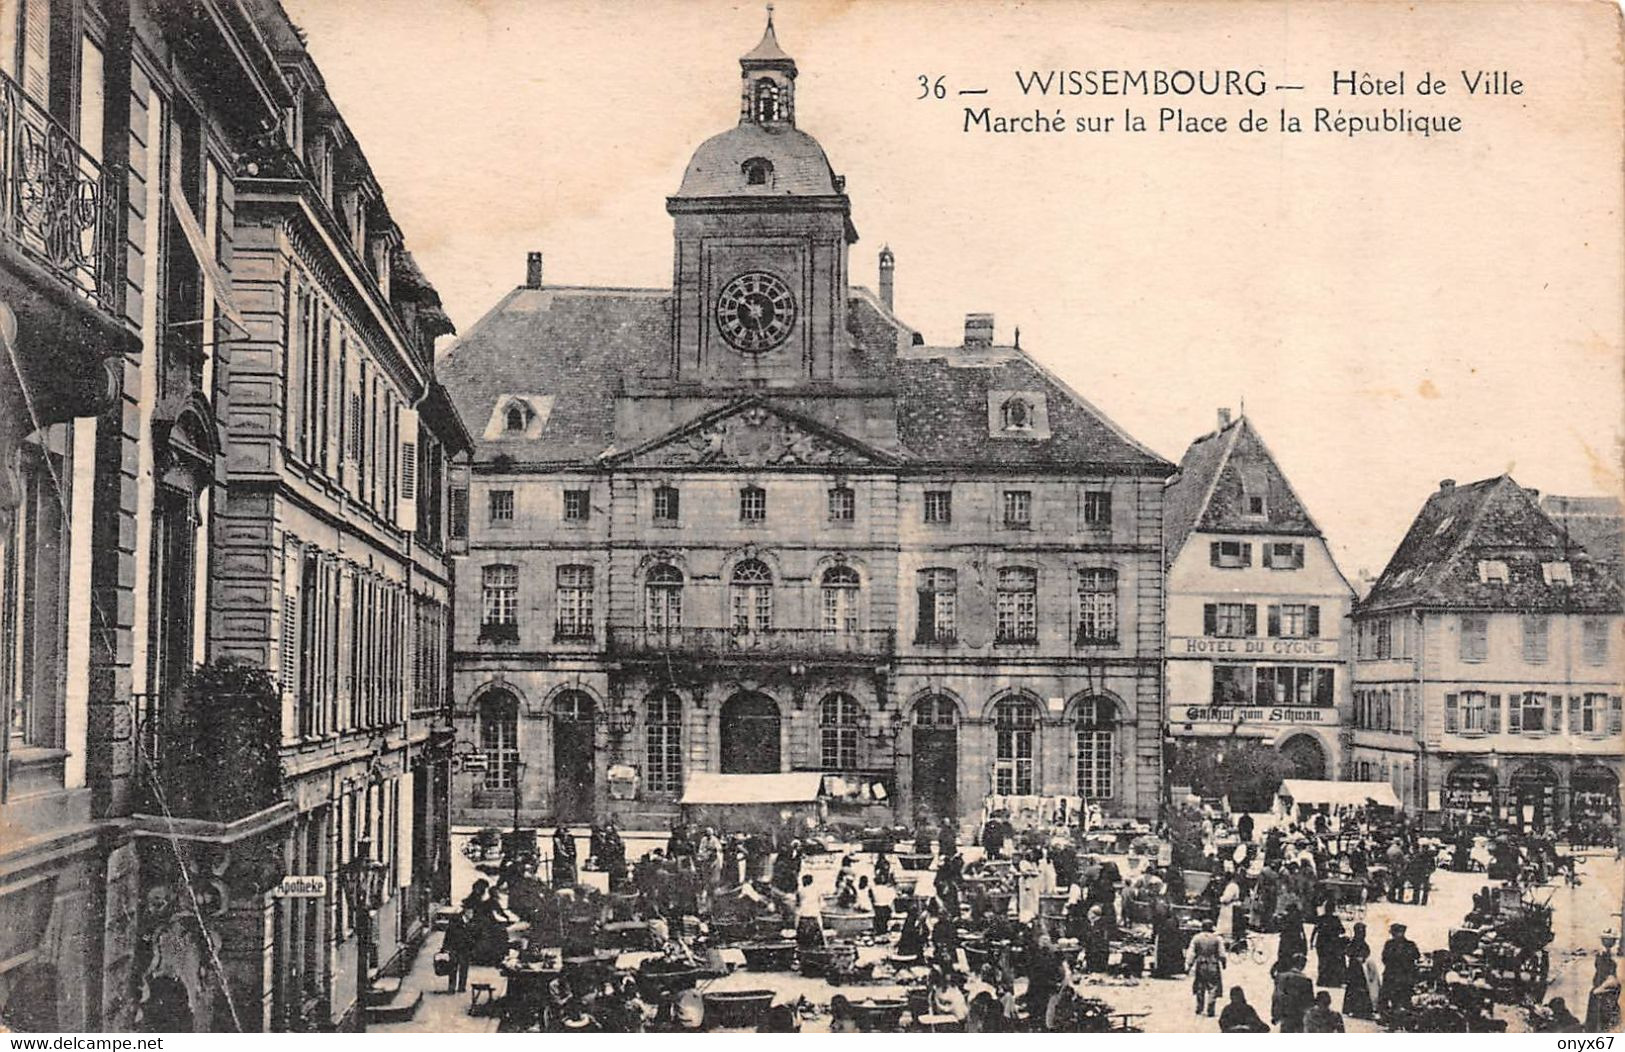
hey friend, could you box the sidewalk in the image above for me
[370,926,505,1035]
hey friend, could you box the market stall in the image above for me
[1275,779,1400,822]
[679,772,828,835]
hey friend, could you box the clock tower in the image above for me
[667,10,858,386]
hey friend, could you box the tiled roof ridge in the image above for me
[1008,344,1174,469]
[1243,416,1325,538]
[1191,414,1245,536]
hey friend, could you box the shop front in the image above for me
[1507,764,1560,833]
[1442,762,1498,825]
[1569,765,1620,845]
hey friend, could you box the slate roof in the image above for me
[1359,475,1622,615]
[1163,414,1321,565]
[740,16,795,67]
[1541,494,1624,573]
[675,124,843,198]
[437,285,1173,476]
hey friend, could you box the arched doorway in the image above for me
[552,691,596,823]
[1444,762,1497,824]
[911,696,958,822]
[1509,763,1559,832]
[1277,734,1327,780]
[721,692,780,773]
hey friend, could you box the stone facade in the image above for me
[1352,476,1623,831]
[1,0,467,1033]
[442,16,1173,833]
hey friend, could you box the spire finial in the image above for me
[766,2,774,27]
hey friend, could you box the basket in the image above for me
[431,951,453,977]
[848,998,907,1032]
[800,943,859,978]
[740,940,797,972]
[703,989,776,1030]
[824,908,874,938]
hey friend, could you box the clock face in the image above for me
[715,271,797,353]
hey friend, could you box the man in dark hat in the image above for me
[1271,954,1314,1032]
[1378,922,1420,1016]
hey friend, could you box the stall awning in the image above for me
[1280,779,1401,809]
[680,772,825,805]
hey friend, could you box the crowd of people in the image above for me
[435,804,1610,1034]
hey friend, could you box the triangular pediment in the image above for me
[608,399,899,469]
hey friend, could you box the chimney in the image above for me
[1217,407,1233,429]
[1526,488,1539,501]
[525,251,544,289]
[1439,478,1456,491]
[878,246,895,312]
[964,312,994,348]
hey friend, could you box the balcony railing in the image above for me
[0,71,116,308]
[608,626,895,661]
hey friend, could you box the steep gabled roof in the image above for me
[1360,475,1622,614]
[1163,414,1320,564]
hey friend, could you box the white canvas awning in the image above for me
[679,772,825,806]
[1279,779,1401,809]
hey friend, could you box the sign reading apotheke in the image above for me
[1171,705,1338,725]
[1172,636,1340,659]
[273,875,328,898]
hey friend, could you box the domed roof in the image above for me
[674,122,842,198]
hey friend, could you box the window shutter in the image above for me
[1547,694,1560,732]
[20,0,50,105]
[1240,542,1253,567]
[1508,696,1521,733]
[396,407,419,532]
[1293,543,1305,567]
[1610,696,1622,735]
[1444,693,1458,732]
[1243,605,1258,636]
[1315,668,1334,706]
[398,770,415,890]
[669,488,680,520]
[916,591,934,643]
[1254,667,1273,706]
[1209,542,1222,566]
[1307,605,1321,638]
[1267,605,1281,637]
[1487,694,1501,733]
[1567,695,1581,736]
[1203,604,1217,636]
[1262,545,1274,568]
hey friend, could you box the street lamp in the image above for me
[508,759,528,835]
[339,838,389,1032]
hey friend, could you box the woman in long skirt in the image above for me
[1342,923,1376,1019]
[1311,903,1347,988]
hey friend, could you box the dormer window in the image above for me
[505,401,530,432]
[753,79,781,122]
[1541,560,1573,586]
[1477,559,1509,584]
[742,157,774,186]
[1000,397,1033,432]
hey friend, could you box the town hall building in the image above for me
[440,15,1175,831]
